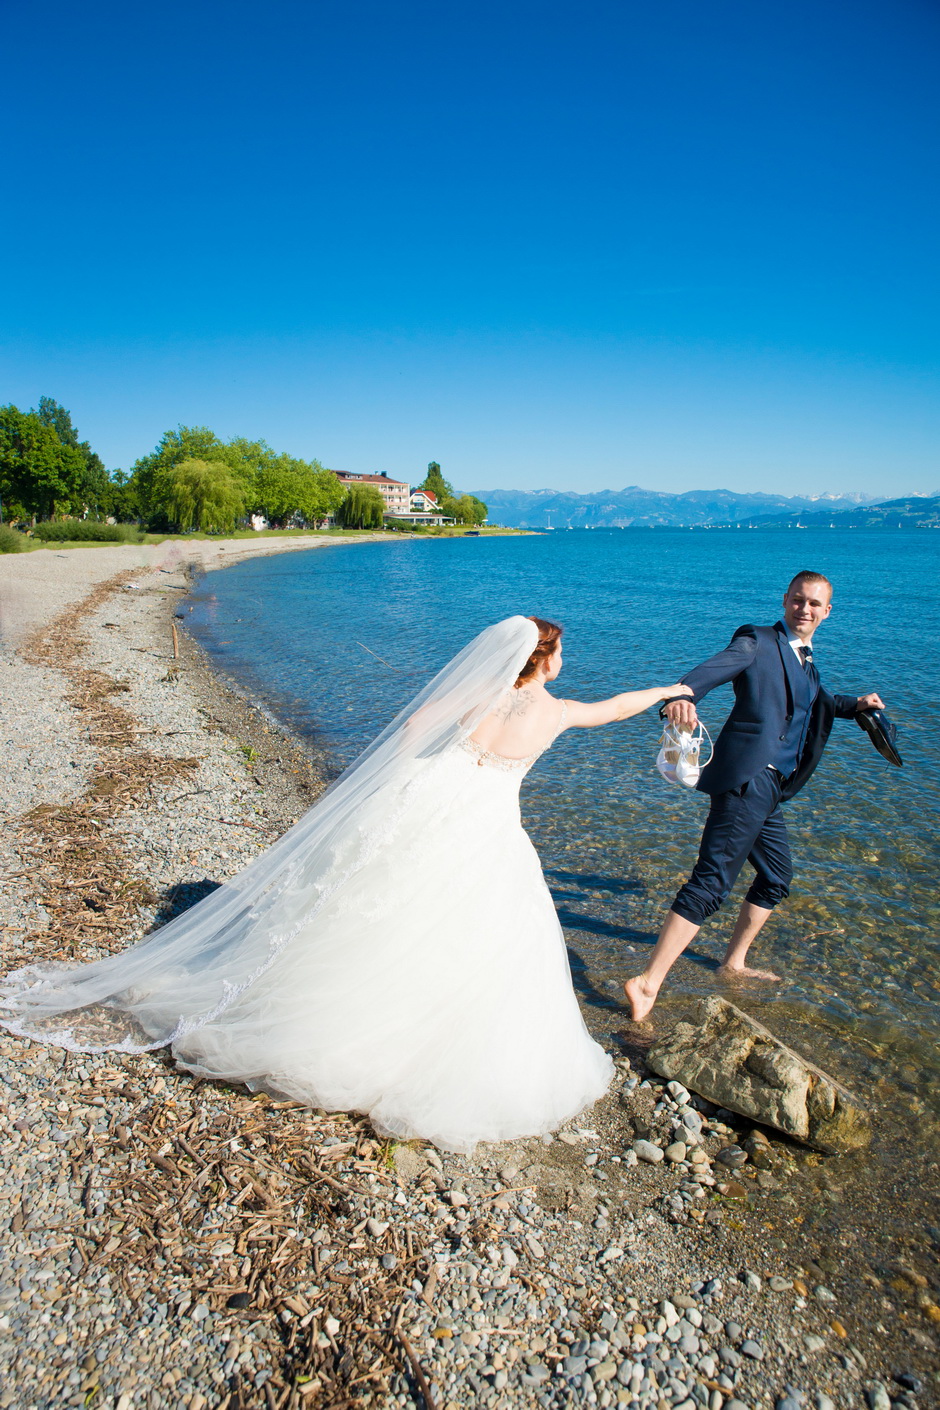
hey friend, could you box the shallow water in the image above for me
[187,529,940,1127]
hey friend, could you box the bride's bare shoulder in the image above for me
[471,685,563,750]
[491,683,540,720]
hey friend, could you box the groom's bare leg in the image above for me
[717,901,781,980]
[624,910,700,1021]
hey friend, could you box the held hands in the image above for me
[663,689,697,731]
[856,692,885,712]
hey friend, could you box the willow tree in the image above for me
[129,427,232,524]
[131,427,344,529]
[336,485,385,529]
[158,458,246,533]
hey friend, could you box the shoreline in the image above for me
[0,532,392,649]
[0,545,936,1409]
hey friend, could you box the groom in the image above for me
[624,570,884,1021]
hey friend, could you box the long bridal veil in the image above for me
[1,615,540,1055]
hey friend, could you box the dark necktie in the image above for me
[799,645,813,673]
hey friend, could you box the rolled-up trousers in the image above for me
[671,768,793,926]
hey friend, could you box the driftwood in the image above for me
[7,573,443,1406]
[11,572,198,963]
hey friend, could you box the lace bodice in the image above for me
[458,701,568,775]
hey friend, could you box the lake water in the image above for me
[186,529,940,1126]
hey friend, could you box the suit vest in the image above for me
[772,654,818,778]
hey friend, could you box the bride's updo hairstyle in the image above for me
[515,617,563,687]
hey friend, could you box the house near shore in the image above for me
[332,470,410,516]
[331,472,456,526]
[410,489,439,513]
[387,487,456,527]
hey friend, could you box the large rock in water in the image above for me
[647,996,871,1153]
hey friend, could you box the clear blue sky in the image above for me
[3,0,938,495]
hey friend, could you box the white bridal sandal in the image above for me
[656,719,712,789]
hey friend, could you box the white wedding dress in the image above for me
[2,617,612,1151]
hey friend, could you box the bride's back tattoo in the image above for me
[495,687,534,720]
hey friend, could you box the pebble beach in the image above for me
[0,539,937,1410]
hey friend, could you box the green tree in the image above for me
[225,437,283,509]
[254,456,345,525]
[417,461,454,502]
[442,493,488,525]
[336,484,385,529]
[36,396,110,517]
[305,462,346,523]
[37,396,81,447]
[417,462,485,523]
[254,456,304,523]
[0,405,87,521]
[132,426,346,530]
[158,459,246,533]
[107,469,142,523]
[129,426,234,526]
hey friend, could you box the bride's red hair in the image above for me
[515,617,563,687]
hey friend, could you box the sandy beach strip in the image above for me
[0,533,386,648]
[0,539,933,1410]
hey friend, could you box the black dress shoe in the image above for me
[856,708,902,767]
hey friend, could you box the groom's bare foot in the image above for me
[623,975,658,1021]
[717,963,782,982]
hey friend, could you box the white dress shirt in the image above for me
[783,624,812,661]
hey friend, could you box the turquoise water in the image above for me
[186,530,940,1118]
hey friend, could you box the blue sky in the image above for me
[3,0,938,495]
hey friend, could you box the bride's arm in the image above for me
[562,684,692,730]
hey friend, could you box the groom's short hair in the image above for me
[787,570,833,600]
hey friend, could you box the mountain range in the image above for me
[712,494,940,530]
[467,486,878,529]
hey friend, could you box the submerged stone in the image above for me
[647,997,871,1153]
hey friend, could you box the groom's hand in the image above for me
[855,692,885,712]
[664,698,699,730]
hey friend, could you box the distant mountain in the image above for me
[714,494,940,530]
[467,486,876,529]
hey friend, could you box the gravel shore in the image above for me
[0,541,936,1410]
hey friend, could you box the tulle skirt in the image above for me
[167,747,613,1150]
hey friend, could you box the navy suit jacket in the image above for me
[680,621,858,801]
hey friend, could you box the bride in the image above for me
[2,616,689,1152]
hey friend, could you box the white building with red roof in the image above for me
[410,489,440,513]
